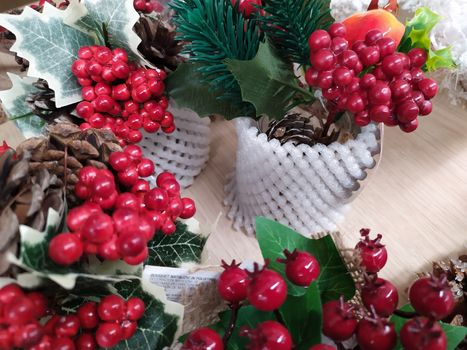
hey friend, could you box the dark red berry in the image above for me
[183,328,223,350]
[277,249,320,286]
[247,263,287,311]
[409,274,455,320]
[322,298,357,341]
[240,321,292,350]
[361,277,399,317]
[355,228,387,273]
[217,260,249,304]
[400,317,447,350]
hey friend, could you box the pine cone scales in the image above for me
[135,16,183,71]
[16,122,122,203]
[0,150,64,275]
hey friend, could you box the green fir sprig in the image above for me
[261,0,334,65]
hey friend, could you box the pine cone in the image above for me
[135,15,183,71]
[16,122,122,205]
[0,149,64,275]
[26,79,77,123]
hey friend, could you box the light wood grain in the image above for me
[1,49,467,303]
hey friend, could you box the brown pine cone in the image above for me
[135,15,183,71]
[16,122,122,205]
[0,149,64,275]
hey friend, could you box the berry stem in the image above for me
[393,309,419,318]
[222,304,241,347]
[273,309,286,326]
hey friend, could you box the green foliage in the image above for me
[147,221,207,267]
[398,7,456,72]
[262,0,334,64]
[171,0,261,111]
[166,63,253,119]
[391,304,467,350]
[255,216,355,301]
[226,42,313,120]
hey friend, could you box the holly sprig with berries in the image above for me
[180,218,467,350]
[167,0,455,135]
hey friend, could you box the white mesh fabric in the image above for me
[225,118,381,236]
[140,104,211,188]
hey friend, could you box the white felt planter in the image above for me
[141,104,211,188]
[224,118,382,236]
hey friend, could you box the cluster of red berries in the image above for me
[183,250,320,350]
[320,228,454,350]
[72,45,174,146]
[0,284,145,350]
[48,147,196,266]
[133,0,163,13]
[305,24,438,133]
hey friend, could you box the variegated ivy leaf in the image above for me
[9,208,136,290]
[147,221,207,267]
[65,0,146,63]
[0,73,45,138]
[0,2,95,108]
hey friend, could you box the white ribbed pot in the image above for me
[140,104,211,188]
[224,117,382,236]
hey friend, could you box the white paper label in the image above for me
[143,266,220,303]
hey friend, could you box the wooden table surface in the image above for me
[1,50,467,302]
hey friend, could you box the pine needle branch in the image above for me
[262,0,334,65]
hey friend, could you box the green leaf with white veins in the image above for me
[0,73,45,138]
[0,2,95,107]
[65,0,146,63]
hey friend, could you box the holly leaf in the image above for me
[146,221,207,267]
[255,217,355,301]
[391,304,467,350]
[65,0,145,63]
[166,62,254,119]
[279,282,322,349]
[398,7,456,72]
[112,278,183,350]
[225,42,308,120]
[0,73,45,138]
[0,2,95,107]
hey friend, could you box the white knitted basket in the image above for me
[140,104,211,188]
[224,118,382,236]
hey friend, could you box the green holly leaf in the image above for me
[0,3,95,107]
[398,7,456,72]
[225,42,311,120]
[65,0,145,63]
[112,278,183,350]
[146,221,207,267]
[279,282,322,349]
[166,62,254,119]
[255,217,355,301]
[0,73,45,138]
[391,304,467,350]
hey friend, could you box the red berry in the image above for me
[218,260,249,304]
[77,302,99,329]
[308,30,331,52]
[278,249,320,286]
[409,274,455,320]
[118,231,147,257]
[183,328,223,350]
[400,317,447,350]
[322,298,357,341]
[126,297,145,321]
[145,188,169,211]
[361,277,399,317]
[96,322,123,348]
[355,228,387,273]
[98,295,126,322]
[48,233,83,266]
[120,320,137,340]
[241,321,292,350]
[76,333,97,350]
[357,316,396,350]
[4,296,35,325]
[109,151,131,172]
[55,315,80,337]
[247,265,287,311]
[13,323,44,349]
